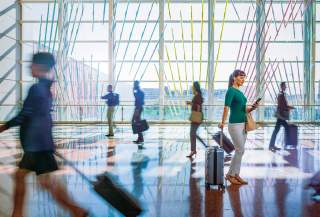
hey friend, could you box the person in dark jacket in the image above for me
[101,84,119,137]
[132,80,145,144]
[269,82,295,151]
[0,52,88,217]
[186,81,203,158]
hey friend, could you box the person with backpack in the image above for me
[0,52,88,217]
[101,84,119,137]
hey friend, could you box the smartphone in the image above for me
[255,98,262,104]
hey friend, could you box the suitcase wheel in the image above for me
[205,183,210,190]
[218,185,225,192]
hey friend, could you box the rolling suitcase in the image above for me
[305,170,320,202]
[205,130,225,191]
[212,131,235,154]
[285,124,298,148]
[55,152,143,217]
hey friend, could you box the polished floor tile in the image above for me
[0,124,319,217]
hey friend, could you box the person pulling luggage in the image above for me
[269,82,295,151]
[0,52,88,217]
[218,70,259,185]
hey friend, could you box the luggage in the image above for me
[212,131,235,154]
[307,170,320,190]
[205,130,225,190]
[305,170,320,202]
[285,124,298,147]
[132,120,149,134]
[113,93,120,106]
[55,152,143,217]
[205,146,225,190]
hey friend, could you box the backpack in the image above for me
[113,93,119,106]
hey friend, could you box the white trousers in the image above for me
[227,123,247,176]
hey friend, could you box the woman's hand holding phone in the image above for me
[252,98,262,110]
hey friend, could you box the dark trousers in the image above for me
[132,107,144,141]
[269,118,289,148]
[190,123,200,152]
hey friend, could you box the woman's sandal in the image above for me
[235,175,248,185]
[225,175,242,185]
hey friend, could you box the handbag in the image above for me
[245,112,257,132]
[132,120,149,134]
[189,111,203,123]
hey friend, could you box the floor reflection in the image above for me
[227,185,243,217]
[0,125,319,217]
[189,160,202,217]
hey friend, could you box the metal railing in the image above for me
[1,104,320,124]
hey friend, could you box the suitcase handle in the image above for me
[54,151,93,184]
[220,128,223,147]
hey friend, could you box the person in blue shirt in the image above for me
[132,80,145,144]
[101,84,119,137]
[0,52,88,217]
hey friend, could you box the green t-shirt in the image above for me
[224,87,247,123]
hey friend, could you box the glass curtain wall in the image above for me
[0,0,319,122]
[21,0,109,122]
[114,0,160,121]
[0,0,20,121]
[316,1,320,110]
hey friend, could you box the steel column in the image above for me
[109,0,115,86]
[303,0,316,120]
[256,0,265,121]
[207,0,215,121]
[16,1,22,109]
[159,0,164,120]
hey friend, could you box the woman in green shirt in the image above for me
[219,70,259,185]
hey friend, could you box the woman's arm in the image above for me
[219,106,229,129]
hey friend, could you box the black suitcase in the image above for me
[132,120,149,134]
[212,131,235,154]
[55,152,143,217]
[305,170,320,201]
[285,124,298,147]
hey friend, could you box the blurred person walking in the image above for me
[0,52,88,217]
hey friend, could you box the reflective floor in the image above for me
[0,124,319,217]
